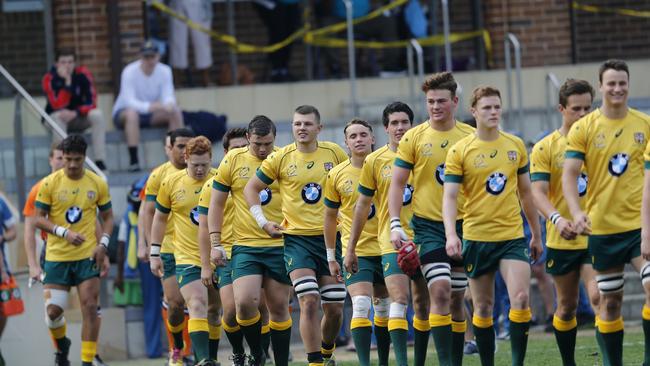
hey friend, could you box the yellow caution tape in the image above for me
[308,0,409,37]
[573,1,650,18]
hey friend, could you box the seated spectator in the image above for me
[112,40,184,172]
[42,49,107,171]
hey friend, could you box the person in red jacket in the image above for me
[42,49,107,171]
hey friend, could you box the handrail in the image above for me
[504,33,523,130]
[441,0,452,71]
[545,72,561,131]
[0,64,107,181]
[407,39,425,120]
[343,0,358,117]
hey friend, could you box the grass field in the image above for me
[110,327,645,366]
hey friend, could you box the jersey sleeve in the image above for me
[145,168,162,202]
[35,176,53,212]
[530,139,551,181]
[213,153,233,192]
[198,180,212,215]
[155,178,172,214]
[323,170,341,209]
[23,182,40,217]
[444,144,464,183]
[566,119,587,160]
[517,139,529,175]
[358,157,377,196]
[395,131,416,169]
[257,150,280,185]
[97,179,112,211]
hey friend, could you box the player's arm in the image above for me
[531,180,576,240]
[323,205,342,280]
[137,202,149,261]
[198,210,218,287]
[346,193,372,274]
[388,166,410,248]
[442,181,461,259]
[149,204,169,277]
[562,158,590,235]
[243,175,283,237]
[34,207,85,245]
[142,199,156,248]
[23,215,41,279]
[518,173,542,261]
[206,188,229,265]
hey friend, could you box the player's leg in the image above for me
[550,265,581,366]
[631,256,650,365]
[468,272,496,366]
[290,267,324,365]
[178,274,210,363]
[77,277,101,366]
[219,273,246,365]
[383,269,411,366]
[263,276,293,366]
[593,265,625,366]
[233,274,265,363]
[43,283,71,361]
[500,259,532,366]
[346,280,374,366]
[259,294,271,361]
[410,276,430,366]
[318,274,346,364]
[372,283,391,366]
[206,286,221,361]
[449,267,468,366]
[163,275,187,358]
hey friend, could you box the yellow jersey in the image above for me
[566,108,650,235]
[196,179,235,257]
[156,169,217,266]
[145,161,183,254]
[35,169,112,261]
[257,141,348,235]
[358,145,414,255]
[531,130,588,250]
[324,160,380,256]
[445,131,529,242]
[395,120,474,221]
[213,146,283,248]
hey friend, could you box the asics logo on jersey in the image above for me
[194,187,202,194]
[578,172,588,197]
[306,161,314,169]
[403,184,414,205]
[302,183,322,204]
[490,150,498,158]
[608,153,629,177]
[65,206,83,224]
[435,163,445,185]
[190,206,200,225]
[614,129,623,138]
[485,172,507,195]
[368,203,376,220]
[259,188,272,206]
[440,140,449,148]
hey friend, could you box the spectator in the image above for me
[169,0,213,87]
[42,49,107,171]
[112,40,184,172]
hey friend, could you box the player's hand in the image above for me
[529,236,543,263]
[92,245,107,274]
[149,256,163,278]
[555,217,577,241]
[445,233,463,260]
[201,267,215,288]
[262,221,284,238]
[328,261,343,283]
[572,211,591,235]
[114,274,124,293]
[101,255,110,277]
[390,229,407,250]
[343,250,358,274]
[28,264,43,284]
[641,234,650,261]
[210,246,227,267]
[65,230,86,246]
[137,242,149,263]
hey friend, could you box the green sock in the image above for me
[262,329,271,358]
[389,328,408,366]
[553,327,577,366]
[189,331,210,361]
[238,315,263,359]
[430,325,451,366]
[57,337,71,355]
[451,330,465,366]
[225,328,245,355]
[510,320,530,366]
[209,338,219,360]
[600,330,624,366]
[270,327,292,366]
[473,325,495,366]
[351,326,372,366]
[595,328,610,366]
[81,362,92,366]
[644,317,650,366]
[374,324,391,366]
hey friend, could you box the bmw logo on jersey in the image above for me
[402,184,414,205]
[435,163,445,185]
[259,188,272,205]
[577,172,588,197]
[486,172,507,195]
[302,183,322,204]
[608,153,629,177]
[190,206,200,225]
[65,206,83,224]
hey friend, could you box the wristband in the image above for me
[390,217,402,231]
[99,234,110,247]
[549,212,561,225]
[150,243,161,257]
[53,225,68,238]
[326,248,336,262]
[250,204,269,228]
[209,232,220,247]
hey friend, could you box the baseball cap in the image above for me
[141,40,158,55]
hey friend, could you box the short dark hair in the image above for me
[559,79,595,107]
[223,128,247,150]
[421,71,457,97]
[470,86,501,108]
[294,105,321,123]
[61,135,87,155]
[598,59,629,83]
[49,141,63,158]
[168,128,196,146]
[248,115,277,137]
[344,118,373,137]
[382,102,414,127]
[55,49,75,62]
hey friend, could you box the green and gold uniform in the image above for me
[145,161,183,279]
[358,145,414,278]
[257,141,348,276]
[36,169,112,286]
[324,160,382,286]
[213,146,289,285]
[156,169,216,288]
[445,131,529,278]
[395,121,474,266]
[566,108,650,270]
[531,130,590,275]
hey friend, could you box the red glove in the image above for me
[397,240,420,277]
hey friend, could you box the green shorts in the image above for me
[284,234,341,277]
[343,256,384,286]
[381,253,423,279]
[588,229,641,271]
[175,264,202,288]
[161,253,177,280]
[216,261,233,289]
[231,245,291,285]
[545,247,591,275]
[462,238,529,278]
[412,215,463,267]
[43,258,100,286]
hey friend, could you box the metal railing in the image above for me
[545,72,561,131]
[407,39,425,120]
[504,32,523,130]
[441,0,452,71]
[343,0,359,117]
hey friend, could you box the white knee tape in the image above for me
[44,288,68,309]
[292,276,320,298]
[451,271,468,292]
[373,297,390,318]
[320,283,347,304]
[422,262,451,287]
[389,302,407,319]
[352,296,372,318]
[596,272,625,294]
[641,262,650,286]
[45,314,66,329]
